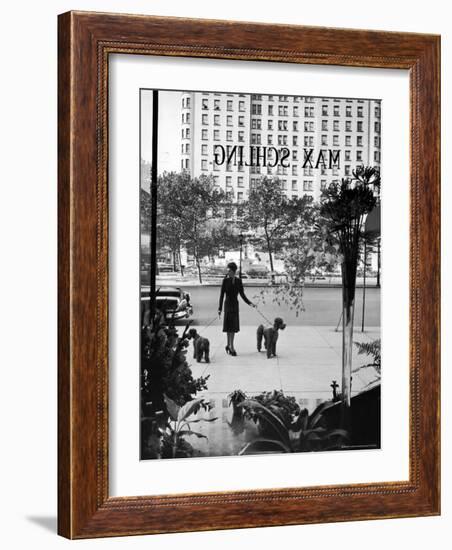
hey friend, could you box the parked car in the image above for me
[157,262,176,273]
[141,287,193,324]
[247,265,270,279]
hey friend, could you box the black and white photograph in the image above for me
[140,88,382,460]
[0,0,445,545]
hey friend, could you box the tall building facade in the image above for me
[180,91,381,202]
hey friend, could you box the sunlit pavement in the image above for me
[185,324,380,457]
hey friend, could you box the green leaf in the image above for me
[185,417,219,424]
[177,397,205,422]
[309,400,337,428]
[178,430,208,439]
[163,394,180,421]
[239,399,291,448]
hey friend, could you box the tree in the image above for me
[140,188,152,233]
[320,166,380,428]
[142,187,185,273]
[239,177,304,273]
[158,172,229,283]
[158,209,184,273]
[254,200,340,314]
[196,218,238,263]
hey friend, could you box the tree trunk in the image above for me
[342,279,354,408]
[341,255,357,433]
[376,238,381,288]
[194,249,203,284]
[361,240,367,332]
[172,250,177,272]
[264,228,274,273]
[178,246,184,277]
[192,218,202,284]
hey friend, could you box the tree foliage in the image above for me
[195,218,238,261]
[353,339,381,376]
[239,176,307,272]
[140,188,152,232]
[249,183,339,314]
[157,171,230,282]
[319,166,380,298]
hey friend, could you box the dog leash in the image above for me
[196,307,272,335]
[196,313,219,334]
[254,306,273,326]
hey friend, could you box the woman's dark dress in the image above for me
[218,276,251,333]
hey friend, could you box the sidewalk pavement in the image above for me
[189,325,380,400]
[185,324,380,456]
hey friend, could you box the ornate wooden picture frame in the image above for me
[58,11,440,538]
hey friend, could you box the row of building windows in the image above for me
[198,115,381,135]
[320,105,380,117]
[194,126,381,143]
[200,98,247,111]
[251,95,370,106]
[249,104,379,118]
[251,94,315,102]
[258,120,379,133]
[250,132,378,148]
[183,95,380,118]
[186,128,382,149]
[251,126,363,142]
[202,92,247,97]
[199,129,246,141]
[196,97,380,117]
[201,114,246,126]
[185,92,378,106]
[247,165,343,176]
[182,93,248,109]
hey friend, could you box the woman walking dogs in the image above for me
[218,262,256,356]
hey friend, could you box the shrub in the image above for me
[140,312,210,459]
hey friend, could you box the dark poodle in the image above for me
[187,328,210,363]
[256,317,286,358]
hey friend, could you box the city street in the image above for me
[166,284,380,328]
